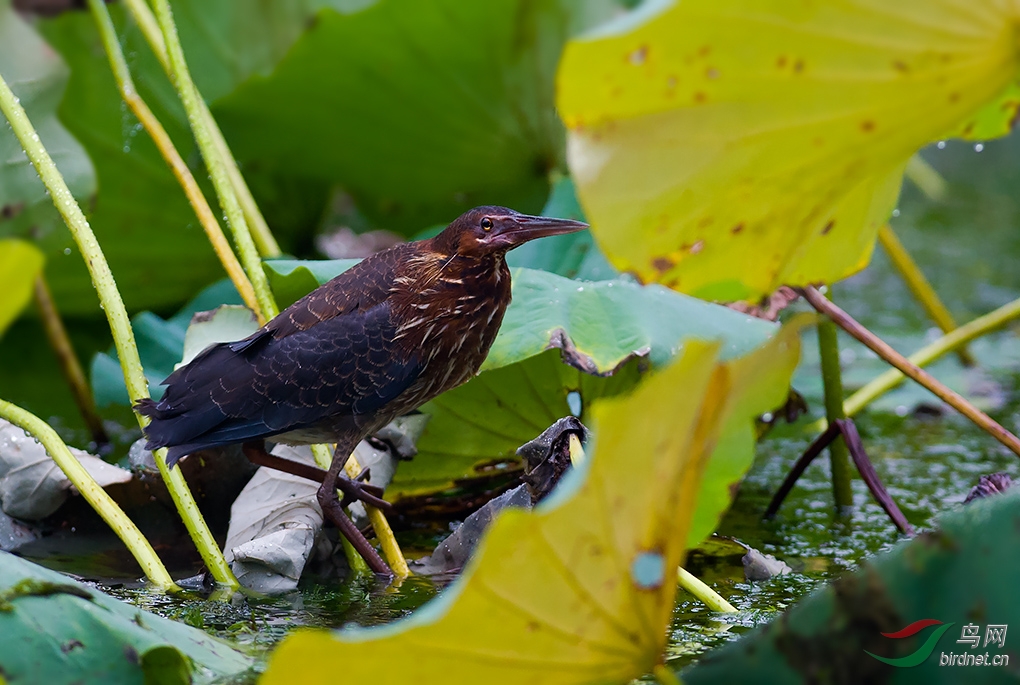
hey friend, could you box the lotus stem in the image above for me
[904,154,948,202]
[676,566,736,613]
[816,287,853,510]
[801,287,1020,458]
[149,0,279,321]
[568,433,586,466]
[0,68,237,589]
[121,0,281,258]
[877,224,973,366]
[33,275,109,447]
[87,0,264,323]
[0,398,177,590]
[806,294,1020,432]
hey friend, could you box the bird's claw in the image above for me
[336,476,392,512]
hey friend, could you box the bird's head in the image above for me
[433,206,588,259]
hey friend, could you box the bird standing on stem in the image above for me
[137,206,587,576]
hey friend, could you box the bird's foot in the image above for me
[336,475,392,511]
[317,485,392,577]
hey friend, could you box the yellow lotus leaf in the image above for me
[261,324,802,685]
[0,239,44,337]
[557,0,1020,301]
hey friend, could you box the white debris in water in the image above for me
[0,420,130,520]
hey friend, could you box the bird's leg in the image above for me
[318,439,392,576]
[241,440,390,509]
[241,440,328,482]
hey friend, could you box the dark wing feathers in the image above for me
[262,245,410,338]
[227,328,271,354]
[137,247,423,463]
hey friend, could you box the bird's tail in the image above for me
[134,397,160,418]
[133,397,171,451]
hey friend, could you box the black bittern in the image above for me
[137,206,587,575]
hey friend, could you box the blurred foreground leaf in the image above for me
[558,0,1020,301]
[263,324,801,684]
[0,239,44,338]
[0,552,252,685]
[683,490,1020,684]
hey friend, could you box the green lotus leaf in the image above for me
[213,0,623,230]
[9,1,337,314]
[0,552,252,685]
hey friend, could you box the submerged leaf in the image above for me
[558,0,1020,301]
[0,419,130,521]
[262,324,802,684]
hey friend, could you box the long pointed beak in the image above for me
[497,214,589,248]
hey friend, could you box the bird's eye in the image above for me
[480,217,493,231]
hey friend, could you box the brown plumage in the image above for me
[136,205,586,575]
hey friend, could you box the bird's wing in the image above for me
[140,298,423,458]
[269,246,410,338]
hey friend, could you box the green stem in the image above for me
[817,287,853,511]
[802,286,1020,457]
[0,69,238,589]
[137,0,406,577]
[120,0,281,259]
[87,0,264,322]
[806,294,1020,432]
[149,0,279,319]
[33,275,109,447]
[0,398,177,591]
[877,224,974,366]
[904,154,948,202]
[676,566,737,613]
[310,443,333,471]
[339,532,372,577]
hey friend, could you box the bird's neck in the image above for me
[390,250,512,357]
[394,249,509,297]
